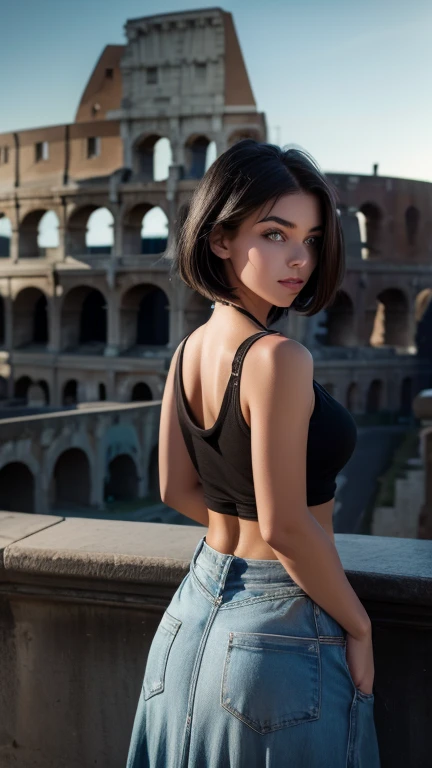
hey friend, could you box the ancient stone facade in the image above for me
[0,402,160,515]
[0,7,430,414]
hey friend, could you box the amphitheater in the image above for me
[0,7,431,515]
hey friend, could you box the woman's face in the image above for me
[210,191,323,310]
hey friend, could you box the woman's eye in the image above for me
[305,236,322,248]
[264,231,284,242]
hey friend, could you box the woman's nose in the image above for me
[287,247,309,267]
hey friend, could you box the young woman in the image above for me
[126,140,381,767]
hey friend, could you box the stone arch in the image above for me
[346,382,361,412]
[120,283,170,348]
[358,202,383,257]
[320,291,355,346]
[104,454,139,501]
[27,382,49,406]
[98,382,106,401]
[38,210,60,251]
[62,379,78,405]
[19,209,60,258]
[38,379,50,405]
[184,292,213,335]
[153,137,172,181]
[134,134,173,181]
[122,203,168,256]
[66,205,114,255]
[415,288,432,359]
[131,382,153,401]
[86,207,114,254]
[184,135,213,179]
[369,288,410,347]
[366,379,383,413]
[49,448,91,509]
[415,288,432,323]
[0,213,12,257]
[405,206,420,246]
[13,287,49,348]
[46,432,95,504]
[0,461,35,513]
[60,285,107,351]
[400,377,413,415]
[14,375,32,401]
[355,211,369,259]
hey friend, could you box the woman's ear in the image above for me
[209,224,231,260]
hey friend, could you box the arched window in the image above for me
[0,462,35,513]
[104,454,139,501]
[358,202,383,257]
[369,288,410,347]
[13,288,49,348]
[122,204,168,256]
[19,209,59,258]
[61,286,107,352]
[63,379,78,405]
[185,135,211,179]
[131,382,153,401]
[51,449,91,508]
[67,206,114,255]
[120,284,169,349]
[405,206,420,246]
[0,214,12,258]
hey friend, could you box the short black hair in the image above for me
[169,139,345,325]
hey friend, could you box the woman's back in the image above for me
[167,304,356,556]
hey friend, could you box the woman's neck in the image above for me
[214,300,270,330]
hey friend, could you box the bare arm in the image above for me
[158,343,209,527]
[249,337,370,641]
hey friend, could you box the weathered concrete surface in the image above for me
[3,517,204,586]
[0,511,63,571]
[336,532,432,604]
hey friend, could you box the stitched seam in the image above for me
[189,567,219,605]
[219,592,308,610]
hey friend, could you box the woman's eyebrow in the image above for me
[257,215,323,233]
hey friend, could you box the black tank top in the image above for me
[174,305,358,520]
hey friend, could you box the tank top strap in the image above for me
[231,329,279,377]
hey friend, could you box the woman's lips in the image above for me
[278,279,304,289]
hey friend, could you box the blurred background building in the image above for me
[0,7,431,537]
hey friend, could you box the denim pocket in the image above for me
[339,642,375,701]
[221,631,321,734]
[143,610,182,700]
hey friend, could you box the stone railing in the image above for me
[0,512,431,767]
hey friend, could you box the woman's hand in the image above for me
[346,628,375,696]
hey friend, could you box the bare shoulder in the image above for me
[245,332,313,380]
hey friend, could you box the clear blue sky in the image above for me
[0,0,431,184]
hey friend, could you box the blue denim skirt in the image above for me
[127,535,381,767]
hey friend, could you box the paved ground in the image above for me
[333,425,408,534]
